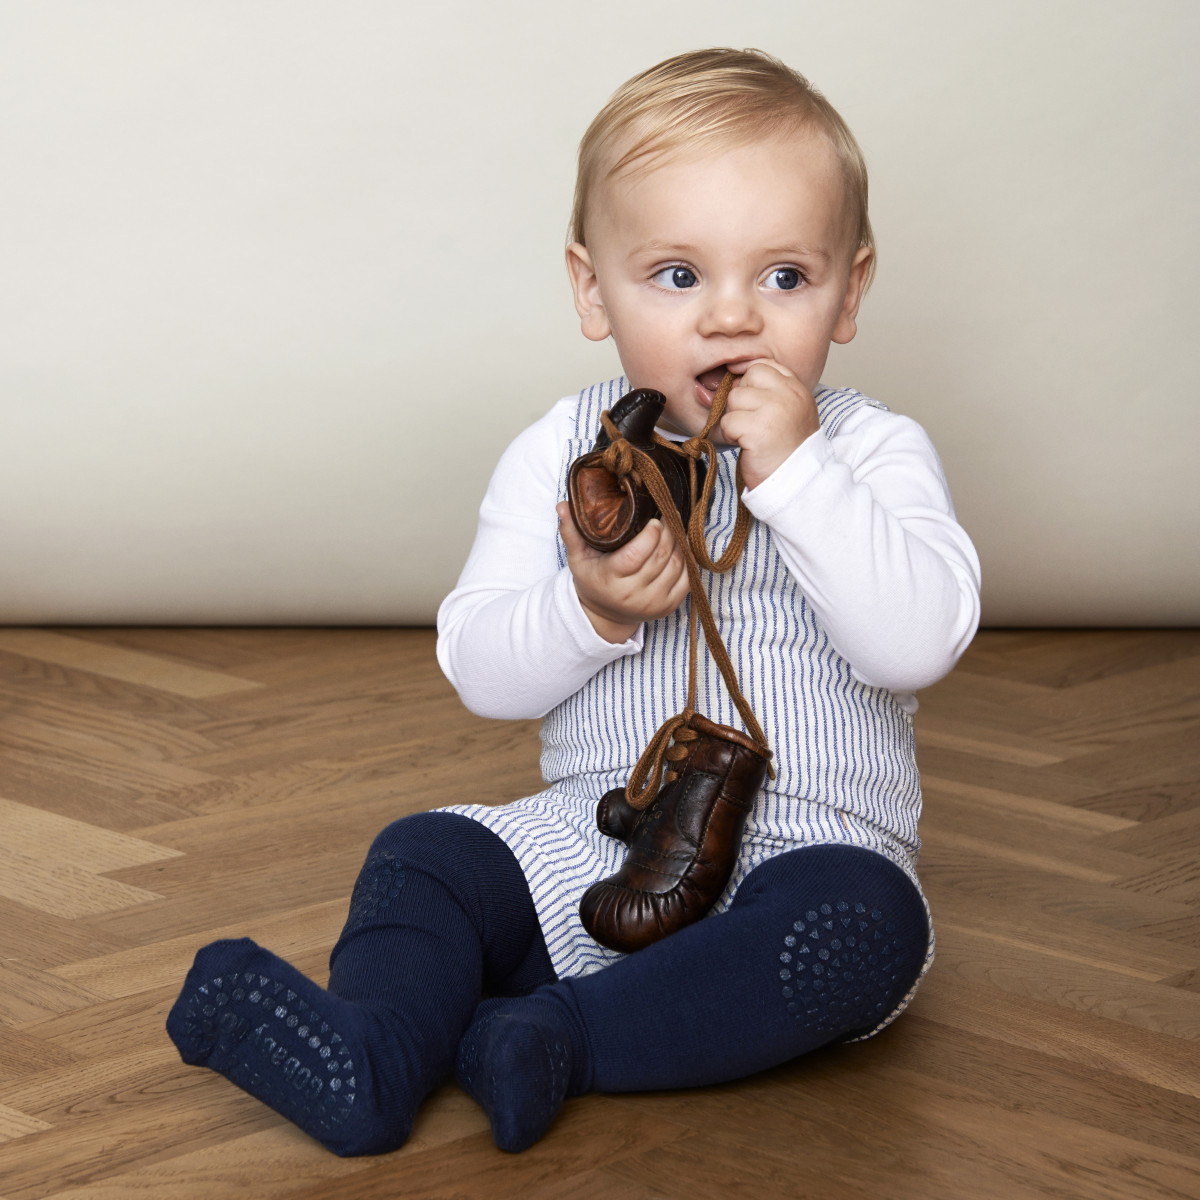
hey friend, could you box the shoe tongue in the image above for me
[604,389,665,446]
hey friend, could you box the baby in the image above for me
[167,47,981,1156]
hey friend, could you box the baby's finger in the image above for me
[634,533,678,586]
[660,545,690,597]
[718,408,751,449]
[645,529,688,595]
[737,358,795,388]
[665,558,691,609]
[647,550,691,617]
[557,501,590,558]
[611,517,671,576]
[647,517,681,568]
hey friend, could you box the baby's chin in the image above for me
[657,402,735,447]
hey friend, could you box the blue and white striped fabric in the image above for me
[443,377,934,1037]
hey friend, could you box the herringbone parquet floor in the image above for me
[1,627,1198,1199]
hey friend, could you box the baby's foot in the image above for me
[166,938,413,1156]
[454,995,580,1153]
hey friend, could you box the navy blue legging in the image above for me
[329,810,929,1095]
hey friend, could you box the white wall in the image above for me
[2,0,1196,625]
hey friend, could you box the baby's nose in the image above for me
[698,286,763,337]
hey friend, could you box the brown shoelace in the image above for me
[596,372,773,808]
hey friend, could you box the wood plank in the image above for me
[280,1097,694,1200]
[47,900,346,1000]
[886,1014,1200,1160]
[920,773,1136,832]
[0,797,182,875]
[910,972,1200,1099]
[29,1086,484,1200]
[0,847,166,919]
[923,829,1127,884]
[0,1028,79,1086]
[0,731,217,799]
[916,723,1074,766]
[0,961,106,1026]
[0,754,194,833]
[920,878,1200,981]
[0,630,264,698]
[0,1104,52,1143]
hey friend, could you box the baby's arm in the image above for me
[741,400,980,695]
[437,400,681,719]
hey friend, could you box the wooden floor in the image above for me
[1,627,1199,1200]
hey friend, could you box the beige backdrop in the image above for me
[2,0,1196,625]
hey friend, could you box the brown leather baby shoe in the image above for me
[567,388,705,552]
[580,714,771,953]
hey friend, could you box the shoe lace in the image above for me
[596,372,774,810]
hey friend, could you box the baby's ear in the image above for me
[566,243,612,342]
[832,246,873,345]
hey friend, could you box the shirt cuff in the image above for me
[552,567,645,660]
[742,429,834,523]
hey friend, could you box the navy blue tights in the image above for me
[167,812,927,1155]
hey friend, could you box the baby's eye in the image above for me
[652,266,698,290]
[765,268,802,291]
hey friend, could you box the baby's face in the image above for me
[568,132,871,438]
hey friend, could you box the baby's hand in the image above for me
[720,360,820,490]
[557,501,690,643]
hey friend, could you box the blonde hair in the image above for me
[570,48,874,284]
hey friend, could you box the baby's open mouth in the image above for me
[696,366,730,397]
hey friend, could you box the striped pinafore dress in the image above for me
[442,377,935,1034]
